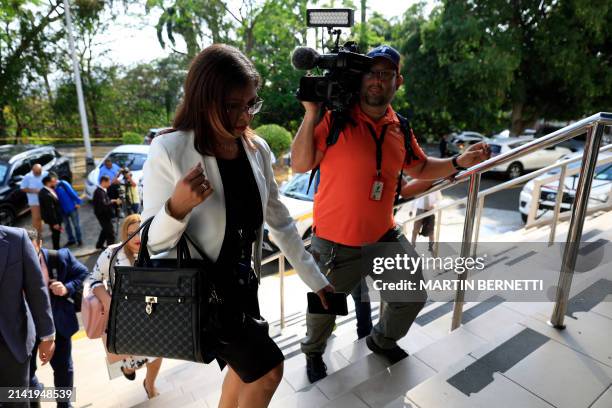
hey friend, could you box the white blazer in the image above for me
[141,129,329,292]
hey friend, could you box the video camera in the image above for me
[292,8,373,112]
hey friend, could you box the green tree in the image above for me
[146,0,232,57]
[401,0,612,137]
[242,0,310,132]
[0,0,65,141]
[0,0,112,142]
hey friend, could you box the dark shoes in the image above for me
[366,335,408,364]
[64,241,77,247]
[306,353,327,383]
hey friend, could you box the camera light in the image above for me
[306,8,354,28]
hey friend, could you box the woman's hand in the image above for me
[316,284,336,310]
[167,163,214,220]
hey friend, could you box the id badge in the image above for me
[370,177,384,201]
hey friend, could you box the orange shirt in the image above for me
[313,104,427,246]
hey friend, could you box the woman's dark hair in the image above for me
[170,44,261,155]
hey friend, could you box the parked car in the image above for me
[143,128,168,145]
[518,152,612,222]
[85,145,150,200]
[534,123,612,153]
[263,172,314,253]
[488,137,572,179]
[446,132,489,156]
[0,145,73,226]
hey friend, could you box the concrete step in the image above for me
[403,306,612,408]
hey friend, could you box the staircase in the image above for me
[32,210,612,407]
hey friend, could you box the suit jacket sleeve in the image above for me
[21,229,55,339]
[142,138,190,255]
[61,249,89,296]
[92,188,101,209]
[39,190,53,225]
[93,188,111,216]
[260,140,329,292]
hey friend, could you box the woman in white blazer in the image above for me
[142,44,333,408]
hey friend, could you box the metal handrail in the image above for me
[445,112,611,329]
[265,112,612,332]
[406,112,612,202]
[398,143,612,247]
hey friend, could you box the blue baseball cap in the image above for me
[367,45,401,69]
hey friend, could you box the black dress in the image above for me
[208,141,284,383]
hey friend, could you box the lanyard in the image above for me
[366,123,389,177]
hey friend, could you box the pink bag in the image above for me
[81,287,108,339]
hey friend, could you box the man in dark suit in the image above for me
[0,226,55,394]
[93,175,121,250]
[28,229,88,408]
[39,173,64,250]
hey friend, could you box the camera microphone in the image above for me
[292,47,320,70]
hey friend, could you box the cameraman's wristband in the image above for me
[452,155,467,171]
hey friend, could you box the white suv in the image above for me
[518,152,612,222]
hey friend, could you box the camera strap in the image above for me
[306,111,418,204]
[365,123,389,177]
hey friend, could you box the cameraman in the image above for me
[292,45,490,382]
[123,171,140,214]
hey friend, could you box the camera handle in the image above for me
[325,27,343,53]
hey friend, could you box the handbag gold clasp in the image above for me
[145,296,158,315]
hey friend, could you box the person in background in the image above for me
[350,278,373,339]
[439,133,450,158]
[411,188,444,252]
[124,171,140,214]
[0,225,55,396]
[54,174,83,247]
[98,158,122,212]
[28,229,88,408]
[98,158,121,185]
[88,214,163,399]
[21,163,48,240]
[93,175,121,250]
[39,174,63,250]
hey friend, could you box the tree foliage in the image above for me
[2,0,611,144]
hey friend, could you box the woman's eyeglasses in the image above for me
[364,70,396,81]
[226,98,264,118]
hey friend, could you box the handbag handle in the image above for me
[108,216,211,290]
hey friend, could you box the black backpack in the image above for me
[307,110,420,204]
[46,249,83,313]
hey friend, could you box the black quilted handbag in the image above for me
[106,217,215,363]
